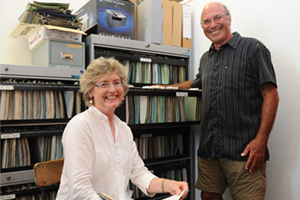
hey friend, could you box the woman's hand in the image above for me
[163,179,189,199]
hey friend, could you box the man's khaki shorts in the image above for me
[195,156,266,200]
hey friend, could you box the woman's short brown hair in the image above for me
[79,57,129,106]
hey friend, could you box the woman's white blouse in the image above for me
[56,106,156,200]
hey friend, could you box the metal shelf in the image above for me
[1,170,35,187]
[0,84,80,91]
[83,35,196,199]
[127,87,201,97]
[0,119,69,127]
[85,34,191,62]
[0,35,197,199]
[0,64,84,81]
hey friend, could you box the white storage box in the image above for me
[10,23,86,51]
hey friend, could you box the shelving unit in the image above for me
[1,35,201,199]
[85,34,201,200]
[0,64,84,199]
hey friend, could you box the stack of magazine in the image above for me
[18,1,82,30]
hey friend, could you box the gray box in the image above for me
[137,0,163,44]
[32,39,85,70]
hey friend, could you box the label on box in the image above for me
[0,194,16,200]
[176,92,188,97]
[28,26,46,51]
[1,133,20,139]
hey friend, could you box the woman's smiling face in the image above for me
[88,72,124,116]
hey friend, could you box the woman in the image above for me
[56,57,189,200]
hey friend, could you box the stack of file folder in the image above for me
[18,1,82,30]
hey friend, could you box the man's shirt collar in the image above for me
[208,32,241,56]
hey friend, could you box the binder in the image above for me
[172,2,182,47]
[162,0,173,46]
[137,0,163,44]
[182,4,192,48]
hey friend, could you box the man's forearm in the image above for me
[256,84,279,143]
[168,80,194,89]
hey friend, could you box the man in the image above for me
[164,2,279,200]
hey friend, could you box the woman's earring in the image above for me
[89,98,93,104]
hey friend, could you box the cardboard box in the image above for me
[137,0,162,44]
[162,0,172,46]
[172,2,182,47]
[10,23,86,51]
[182,4,192,49]
[76,0,135,39]
[136,0,144,4]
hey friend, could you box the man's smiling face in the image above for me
[201,2,232,50]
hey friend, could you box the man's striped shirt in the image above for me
[191,32,277,161]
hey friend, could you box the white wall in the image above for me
[0,0,87,65]
[187,0,300,200]
[1,0,300,200]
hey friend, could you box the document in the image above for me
[98,192,115,200]
[162,190,186,200]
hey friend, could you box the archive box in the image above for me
[32,39,85,70]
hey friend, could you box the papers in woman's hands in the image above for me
[162,190,186,200]
[98,190,186,200]
[98,193,115,200]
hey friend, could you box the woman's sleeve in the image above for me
[62,116,100,199]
